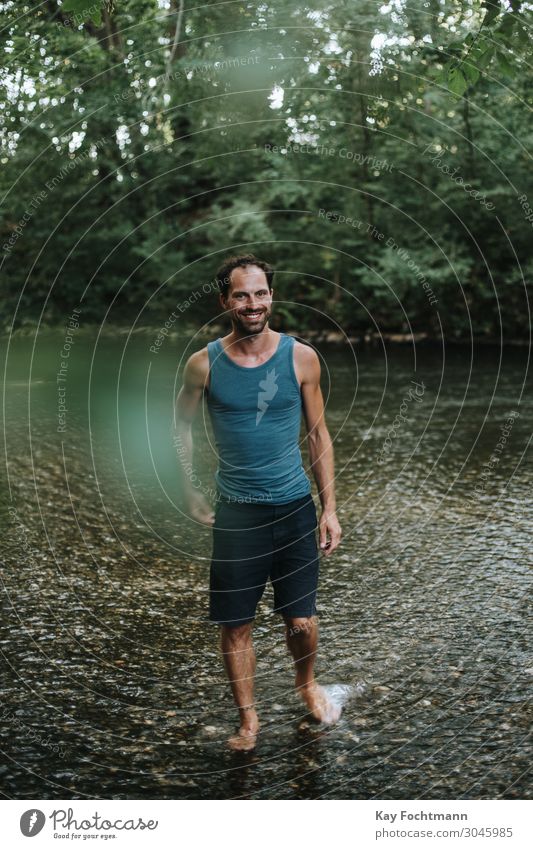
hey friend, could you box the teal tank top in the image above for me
[206,332,311,504]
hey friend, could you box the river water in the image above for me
[1,329,531,799]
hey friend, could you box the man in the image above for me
[173,254,342,750]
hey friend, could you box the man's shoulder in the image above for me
[292,336,319,362]
[184,345,210,385]
[291,336,320,382]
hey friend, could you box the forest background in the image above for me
[1,0,531,342]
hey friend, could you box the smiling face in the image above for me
[221,265,273,335]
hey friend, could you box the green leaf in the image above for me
[448,66,468,96]
[62,0,90,13]
[462,62,480,86]
[469,37,488,62]
[516,24,529,45]
[497,51,515,77]
[481,0,502,28]
[497,13,516,38]
[62,0,102,26]
[476,45,495,70]
[434,67,448,84]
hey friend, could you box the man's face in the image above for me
[221,265,273,335]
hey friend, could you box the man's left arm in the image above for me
[296,344,342,556]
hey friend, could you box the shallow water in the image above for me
[0,330,531,799]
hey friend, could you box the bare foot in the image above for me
[227,727,259,751]
[227,712,259,751]
[297,681,342,724]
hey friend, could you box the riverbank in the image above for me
[2,323,531,348]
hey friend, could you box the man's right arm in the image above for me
[172,349,214,526]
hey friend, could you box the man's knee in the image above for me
[285,616,315,637]
[221,621,253,646]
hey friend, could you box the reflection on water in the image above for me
[0,330,531,799]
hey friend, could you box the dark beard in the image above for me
[233,309,270,335]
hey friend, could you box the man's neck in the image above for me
[226,325,277,355]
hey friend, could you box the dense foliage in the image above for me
[1,0,531,340]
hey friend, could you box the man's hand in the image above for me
[319,510,341,556]
[183,489,215,527]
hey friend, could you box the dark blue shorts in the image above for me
[209,493,319,628]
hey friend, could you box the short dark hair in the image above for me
[215,254,274,299]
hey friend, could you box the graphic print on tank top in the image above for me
[206,333,311,504]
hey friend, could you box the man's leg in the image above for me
[285,615,317,688]
[211,499,273,749]
[285,616,341,724]
[220,622,260,750]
